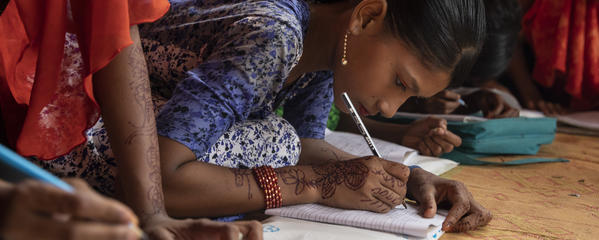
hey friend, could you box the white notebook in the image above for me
[264,130,455,239]
[263,216,415,240]
[324,129,459,176]
[265,204,446,239]
[556,111,599,131]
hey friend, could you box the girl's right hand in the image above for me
[0,179,141,240]
[313,156,410,213]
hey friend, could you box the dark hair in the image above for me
[384,0,487,88]
[468,0,521,84]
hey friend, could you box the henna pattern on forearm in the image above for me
[125,36,164,219]
[125,39,155,145]
[276,160,370,200]
[276,168,318,195]
[229,168,253,200]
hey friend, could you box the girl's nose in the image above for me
[377,96,407,118]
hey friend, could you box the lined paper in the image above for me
[266,204,445,239]
[324,129,414,161]
[324,129,459,176]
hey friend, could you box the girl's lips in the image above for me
[359,104,370,117]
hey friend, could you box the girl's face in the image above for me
[332,31,452,118]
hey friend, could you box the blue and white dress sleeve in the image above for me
[155,15,303,158]
[283,71,334,139]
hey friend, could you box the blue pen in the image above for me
[458,98,468,108]
[0,144,74,192]
[458,98,468,107]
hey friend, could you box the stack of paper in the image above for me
[556,111,599,131]
[520,110,599,136]
[262,216,412,240]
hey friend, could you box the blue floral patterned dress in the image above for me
[33,0,335,195]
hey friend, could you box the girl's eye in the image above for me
[395,76,406,90]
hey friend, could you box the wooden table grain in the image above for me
[441,133,599,239]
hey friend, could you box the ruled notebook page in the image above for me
[266,203,446,239]
[324,129,414,161]
[324,129,459,176]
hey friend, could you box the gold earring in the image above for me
[341,31,349,66]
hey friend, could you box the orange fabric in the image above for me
[523,0,599,110]
[0,0,169,159]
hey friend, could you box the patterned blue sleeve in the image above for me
[283,71,334,139]
[156,14,304,158]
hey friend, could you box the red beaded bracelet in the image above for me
[253,166,282,209]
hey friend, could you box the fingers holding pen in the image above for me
[2,180,141,240]
[370,186,405,212]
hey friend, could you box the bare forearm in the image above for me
[93,26,166,222]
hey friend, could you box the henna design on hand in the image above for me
[360,198,389,212]
[371,169,406,189]
[358,187,402,212]
[371,187,402,205]
[312,161,369,199]
[275,161,369,199]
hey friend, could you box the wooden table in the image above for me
[441,133,599,239]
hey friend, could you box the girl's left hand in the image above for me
[407,168,492,232]
[400,117,462,156]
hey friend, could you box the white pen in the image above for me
[340,92,408,209]
[340,92,382,158]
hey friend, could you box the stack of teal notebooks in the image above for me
[378,115,568,165]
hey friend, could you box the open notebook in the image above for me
[262,216,415,240]
[324,129,459,175]
[262,130,457,240]
[265,204,446,239]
